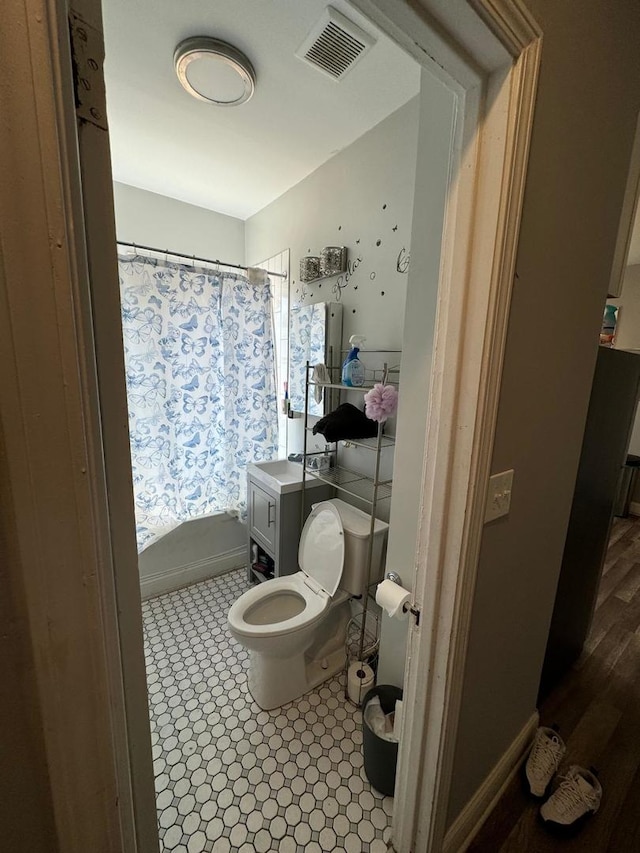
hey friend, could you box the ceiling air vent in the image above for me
[296,7,375,81]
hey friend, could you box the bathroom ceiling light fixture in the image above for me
[174,37,256,106]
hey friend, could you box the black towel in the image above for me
[312,403,378,443]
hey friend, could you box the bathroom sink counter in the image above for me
[247,459,327,495]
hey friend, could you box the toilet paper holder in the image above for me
[384,572,421,626]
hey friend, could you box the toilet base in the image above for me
[304,646,345,693]
[246,597,351,709]
[247,644,345,710]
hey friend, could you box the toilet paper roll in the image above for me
[375,579,411,620]
[347,661,375,704]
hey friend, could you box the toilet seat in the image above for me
[298,501,345,596]
[228,572,329,639]
[229,501,346,640]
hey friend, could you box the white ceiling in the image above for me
[102,0,420,220]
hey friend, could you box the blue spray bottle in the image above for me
[341,335,366,386]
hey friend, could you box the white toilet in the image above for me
[228,498,388,710]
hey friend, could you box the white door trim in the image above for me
[0,1,540,851]
[1,0,153,850]
[355,1,542,850]
[379,2,542,850]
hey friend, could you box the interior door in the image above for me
[539,346,640,699]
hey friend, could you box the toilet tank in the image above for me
[329,499,389,596]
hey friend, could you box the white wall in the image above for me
[245,97,420,381]
[245,84,459,685]
[112,181,245,265]
[254,249,291,460]
[378,72,456,686]
[113,99,423,594]
[246,95,419,486]
[446,0,640,826]
[608,264,640,353]
[607,265,640,456]
[245,96,429,677]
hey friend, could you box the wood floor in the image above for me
[468,514,640,853]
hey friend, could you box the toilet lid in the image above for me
[298,501,344,597]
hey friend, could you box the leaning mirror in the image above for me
[289,301,343,416]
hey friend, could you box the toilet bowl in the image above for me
[228,499,388,710]
[227,572,332,656]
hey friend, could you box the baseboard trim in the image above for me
[443,711,539,853]
[140,546,247,600]
[629,501,640,517]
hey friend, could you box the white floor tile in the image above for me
[143,569,392,852]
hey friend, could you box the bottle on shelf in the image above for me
[341,335,366,387]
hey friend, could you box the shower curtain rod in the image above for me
[117,240,287,278]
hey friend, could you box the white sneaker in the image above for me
[540,766,602,829]
[524,726,566,797]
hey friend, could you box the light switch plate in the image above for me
[485,469,514,523]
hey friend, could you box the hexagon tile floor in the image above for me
[143,568,394,853]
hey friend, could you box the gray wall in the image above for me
[447,0,640,825]
[113,181,245,265]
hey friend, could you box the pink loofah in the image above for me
[364,383,398,423]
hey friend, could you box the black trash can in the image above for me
[362,685,403,796]
[614,454,640,518]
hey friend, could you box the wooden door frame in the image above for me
[0,1,540,852]
[352,2,541,850]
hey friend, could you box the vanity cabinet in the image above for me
[248,480,277,554]
[247,471,333,584]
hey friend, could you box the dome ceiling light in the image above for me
[174,37,256,106]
